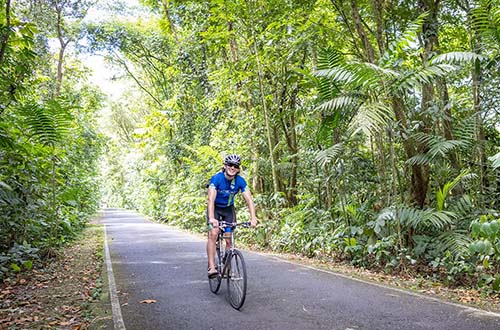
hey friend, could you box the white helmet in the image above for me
[224,154,241,166]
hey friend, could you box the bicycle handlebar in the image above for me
[218,221,251,228]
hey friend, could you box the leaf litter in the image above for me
[0,225,110,330]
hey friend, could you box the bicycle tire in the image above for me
[209,246,222,293]
[226,249,247,309]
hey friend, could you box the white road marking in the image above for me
[104,225,127,330]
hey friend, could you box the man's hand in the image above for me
[250,218,258,228]
[209,218,219,229]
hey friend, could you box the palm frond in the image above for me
[430,52,486,65]
[314,143,344,168]
[315,67,356,84]
[348,62,400,90]
[316,95,360,113]
[427,140,467,159]
[489,152,500,170]
[398,64,456,90]
[348,101,393,137]
[406,133,467,166]
[377,207,396,222]
[423,210,456,230]
[396,205,425,229]
[406,154,433,166]
[316,78,340,102]
[396,205,456,231]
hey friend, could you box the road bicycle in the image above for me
[208,220,250,310]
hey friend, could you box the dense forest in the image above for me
[1,0,500,293]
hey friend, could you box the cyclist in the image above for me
[206,154,258,278]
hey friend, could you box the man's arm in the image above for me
[207,187,218,227]
[241,190,258,227]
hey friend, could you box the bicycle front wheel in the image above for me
[226,249,247,310]
[209,246,222,293]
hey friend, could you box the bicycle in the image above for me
[208,220,250,310]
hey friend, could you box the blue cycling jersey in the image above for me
[208,172,247,207]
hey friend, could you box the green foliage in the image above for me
[489,152,500,170]
[0,243,39,279]
[469,215,500,291]
[90,0,500,294]
[0,0,104,280]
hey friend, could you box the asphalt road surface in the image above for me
[102,208,500,330]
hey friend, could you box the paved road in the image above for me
[102,209,500,330]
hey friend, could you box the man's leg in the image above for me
[207,227,218,272]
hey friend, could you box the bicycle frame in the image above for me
[215,221,249,274]
[209,220,250,309]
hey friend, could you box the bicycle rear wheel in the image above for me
[226,249,247,310]
[209,246,222,293]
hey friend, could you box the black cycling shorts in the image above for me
[206,204,236,225]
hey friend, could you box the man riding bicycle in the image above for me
[206,154,258,278]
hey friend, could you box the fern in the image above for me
[0,124,14,149]
[317,47,345,70]
[454,115,477,148]
[447,195,473,216]
[437,230,472,258]
[471,1,500,46]
[19,100,72,146]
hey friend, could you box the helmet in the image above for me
[224,154,241,166]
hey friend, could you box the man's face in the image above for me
[224,163,240,177]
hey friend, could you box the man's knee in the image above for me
[208,229,218,241]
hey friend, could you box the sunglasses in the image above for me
[225,163,240,169]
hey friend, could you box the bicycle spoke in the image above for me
[227,250,247,309]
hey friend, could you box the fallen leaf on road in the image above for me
[140,299,157,304]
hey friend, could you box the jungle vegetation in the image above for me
[1,0,500,292]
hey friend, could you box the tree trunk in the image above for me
[350,0,376,63]
[0,0,11,65]
[162,0,179,43]
[246,0,280,195]
[391,96,429,207]
[371,0,386,56]
[55,41,68,96]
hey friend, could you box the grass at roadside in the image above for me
[0,224,111,330]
